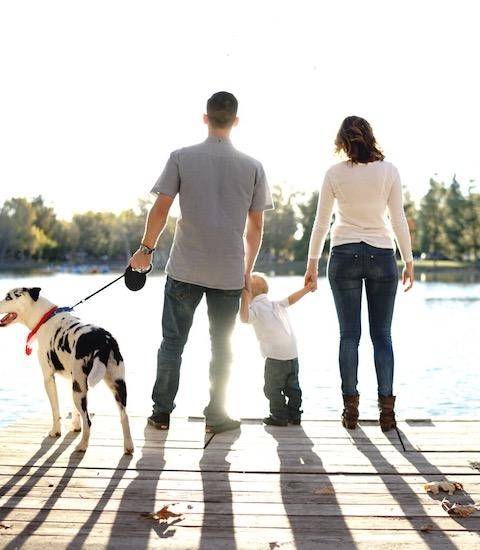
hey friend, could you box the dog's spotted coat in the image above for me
[0,287,134,454]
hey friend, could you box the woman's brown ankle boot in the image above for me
[378,395,396,432]
[341,395,359,429]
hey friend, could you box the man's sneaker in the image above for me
[205,418,241,434]
[263,415,288,427]
[147,412,170,430]
[288,418,301,425]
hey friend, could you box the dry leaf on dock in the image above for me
[140,504,183,521]
[424,481,463,495]
[441,498,480,517]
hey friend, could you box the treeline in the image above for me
[0,175,479,267]
[0,197,175,266]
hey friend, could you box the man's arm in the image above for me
[287,281,315,306]
[129,193,174,271]
[244,210,264,290]
[239,288,251,323]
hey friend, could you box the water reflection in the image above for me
[0,272,479,426]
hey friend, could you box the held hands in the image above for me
[304,280,316,292]
[304,269,318,291]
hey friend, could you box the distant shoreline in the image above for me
[1,259,480,282]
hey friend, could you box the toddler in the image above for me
[240,273,314,426]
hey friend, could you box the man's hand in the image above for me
[129,249,152,272]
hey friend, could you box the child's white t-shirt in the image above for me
[247,294,297,360]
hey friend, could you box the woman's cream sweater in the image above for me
[308,160,413,262]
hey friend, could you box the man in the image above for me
[129,91,272,433]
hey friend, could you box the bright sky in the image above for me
[1,0,479,220]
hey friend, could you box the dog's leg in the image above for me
[41,368,62,437]
[70,397,81,432]
[104,370,134,455]
[72,379,91,452]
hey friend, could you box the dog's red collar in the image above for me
[26,305,58,356]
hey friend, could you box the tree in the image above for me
[30,196,58,260]
[0,198,41,260]
[70,211,117,259]
[261,185,299,262]
[464,184,480,262]
[443,176,467,260]
[402,188,419,257]
[291,191,320,261]
[417,178,447,258]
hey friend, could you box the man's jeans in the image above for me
[264,357,302,421]
[327,242,399,397]
[151,277,242,426]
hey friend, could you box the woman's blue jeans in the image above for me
[327,242,399,397]
[151,277,242,425]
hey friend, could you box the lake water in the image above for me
[0,271,479,427]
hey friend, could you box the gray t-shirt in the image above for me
[151,137,273,290]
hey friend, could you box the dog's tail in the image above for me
[87,358,106,387]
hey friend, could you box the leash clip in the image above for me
[54,306,74,314]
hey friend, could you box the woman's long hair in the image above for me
[334,116,385,164]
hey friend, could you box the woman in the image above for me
[305,115,414,432]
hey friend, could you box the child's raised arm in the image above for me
[287,281,316,306]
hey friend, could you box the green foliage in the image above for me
[1,174,478,267]
[0,196,172,266]
[417,178,447,257]
[261,186,299,262]
[291,191,320,261]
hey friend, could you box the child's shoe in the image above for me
[263,415,288,426]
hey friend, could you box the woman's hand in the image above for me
[402,261,414,292]
[304,259,319,291]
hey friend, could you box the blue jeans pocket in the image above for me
[328,249,361,285]
[367,251,398,281]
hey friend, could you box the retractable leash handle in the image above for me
[124,264,153,291]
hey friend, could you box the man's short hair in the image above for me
[206,91,238,129]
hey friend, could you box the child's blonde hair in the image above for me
[251,273,269,296]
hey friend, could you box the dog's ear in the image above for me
[28,287,41,302]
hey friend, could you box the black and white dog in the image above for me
[0,287,134,454]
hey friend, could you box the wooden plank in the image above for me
[2,486,479,507]
[398,420,480,452]
[3,508,480,530]
[1,528,479,550]
[1,513,480,549]
[3,472,479,493]
[2,415,480,549]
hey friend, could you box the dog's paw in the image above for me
[70,424,81,433]
[74,444,87,452]
[49,429,61,438]
[124,446,134,455]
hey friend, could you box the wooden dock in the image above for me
[1,415,480,549]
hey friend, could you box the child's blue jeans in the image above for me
[264,357,302,421]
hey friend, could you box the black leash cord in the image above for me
[71,273,125,309]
